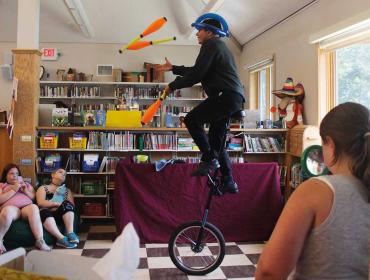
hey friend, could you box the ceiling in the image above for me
[0,0,317,46]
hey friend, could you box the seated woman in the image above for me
[36,168,79,249]
[256,102,370,279]
[0,163,50,254]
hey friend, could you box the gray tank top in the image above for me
[293,174,369,280]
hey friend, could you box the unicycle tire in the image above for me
[168,220,225,275]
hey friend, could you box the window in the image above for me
[314,13,370,120]
[335,44,370,108]
[248,59,274,121]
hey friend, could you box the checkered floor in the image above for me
[50,223,264,279]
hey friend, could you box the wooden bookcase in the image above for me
[284,125,321,201]
[36,81,291,219]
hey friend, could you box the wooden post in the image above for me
[0,126,13,172]
[11,49,41,185]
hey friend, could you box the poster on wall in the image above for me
[6,77,18,139]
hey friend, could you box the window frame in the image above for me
[315,14,370,122]
[248,59,275,121]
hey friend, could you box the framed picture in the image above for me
[97,64,113,76]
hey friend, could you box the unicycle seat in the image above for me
[230,109,246,122]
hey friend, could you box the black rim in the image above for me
[169,221,225,275]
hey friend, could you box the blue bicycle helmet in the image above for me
[191,13,229,37]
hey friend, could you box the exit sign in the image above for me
[41,48,58,61]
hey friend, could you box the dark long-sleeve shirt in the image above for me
[168,37,244,101]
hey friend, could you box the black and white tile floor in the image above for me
[51,224,264,279]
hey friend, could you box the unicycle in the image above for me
[168,110,245,275]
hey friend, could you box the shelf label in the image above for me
[20,159,32,165]
[21,135,32,142]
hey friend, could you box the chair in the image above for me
[0,223,140,280]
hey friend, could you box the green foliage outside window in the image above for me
[336,44,370,108]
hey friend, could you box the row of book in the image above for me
[87,132,177,150]
[41,85,100,97]
[115,86,162,99]
[115,87,204,99]
[177,138,199,151]
[244,135,284,153]
[36,153,122,173]
[51,107,193,128]
[44,131,285,154]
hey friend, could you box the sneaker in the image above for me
[191,159,220,177]
[221,176,239,194]
[56,236,77,249]
[66,232,80,244]
[35,239,51,251]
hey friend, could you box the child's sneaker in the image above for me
[56,236,77,249]
[66,232,80,244]
[35,238,51,251]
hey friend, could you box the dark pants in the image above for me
[40,200,75,224]
[184,92,244,176]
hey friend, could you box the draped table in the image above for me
[114,159,283,243]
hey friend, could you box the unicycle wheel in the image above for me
[168,220,225,275]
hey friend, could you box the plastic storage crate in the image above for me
[82,160,100,172]
[69,137,87,149]
[40,135,58,149]
[81,181,105,195]
[82,203,106,216]
[42,153,62,172]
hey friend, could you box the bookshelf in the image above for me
[284,125,321,201]
[37,81,290,219]
[38,81,205,219]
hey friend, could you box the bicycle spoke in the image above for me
[178,232,197,246]
[169,222,225,275]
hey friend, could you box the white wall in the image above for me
[0,39,242,111]
[241,0,370,125]
[0,43,15,112]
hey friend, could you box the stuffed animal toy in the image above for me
[272,78,305,129]
[50,184,68,203]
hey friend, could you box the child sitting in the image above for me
[36,168,79,249]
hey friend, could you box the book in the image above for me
[83,110,96,126]
[69,153,81,172]
[228,137,243,151]
[52,108,69,127]
[99,156,108,172]
[95,110,106,126]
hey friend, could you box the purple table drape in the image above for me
[114,159,283,243]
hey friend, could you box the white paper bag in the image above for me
[92,223,140,280]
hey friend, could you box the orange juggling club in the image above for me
[141,91,167,125]
[127,37,176,50]
[141,17,167,37]
[119,17,168,53]
[127,41,151,50]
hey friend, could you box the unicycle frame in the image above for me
[191,118,230,252]
[169,113,244,275]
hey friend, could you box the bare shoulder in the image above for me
[292,178,333,200]
[291,178,334,226]
[36,185,46,194]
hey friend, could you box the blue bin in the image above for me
[82,160,100,172]
[42,160,62,173]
